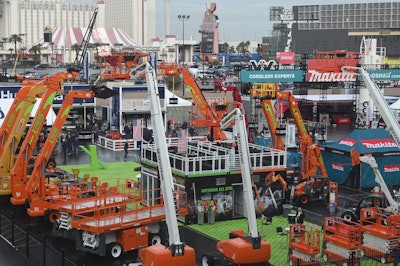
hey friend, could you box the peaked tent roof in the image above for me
[322,128,400,156]
[390,98,400,110]
[165,88,192,107]
[35,27,140,48]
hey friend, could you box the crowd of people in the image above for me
[60,131,81,159]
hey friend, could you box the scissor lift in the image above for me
[359,207,400,264]
[288,223,320,266]
[322,216,361,265]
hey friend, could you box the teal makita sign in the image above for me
[240,70,304,82]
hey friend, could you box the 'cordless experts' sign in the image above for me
[240,70,304,83]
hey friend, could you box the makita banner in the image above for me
[338,138,356,147]
[307,69,400,82]
[360,138,398,149]
[384,164,400,173]
[307,70,357,82]
[276,52,295,65]
[332,162,344,171]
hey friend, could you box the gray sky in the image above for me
[67,0,394,42]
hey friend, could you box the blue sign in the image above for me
[83,52,88,81]
[240,70,304,83]
[366,69,400,81]
[149,52,157,73]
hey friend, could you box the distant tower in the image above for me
[164,0,170,36]
[199,3,219,62]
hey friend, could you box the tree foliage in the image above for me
[0,38,8,49]
[29,44,42,63]
[236,41,250,55]
[220,42,229,53]
[8,34,22,55]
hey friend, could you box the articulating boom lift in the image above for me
[157,62,244,141]
[11,86,116,215]
[0,83,46,194]
[138,62,196,266]
[1,7,99,196]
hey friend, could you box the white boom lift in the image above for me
[343,66,400,146]
[138,62,196,266]
[342,66,400,213]
[201,108,271,265]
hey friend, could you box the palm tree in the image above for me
[8,34,22,56]
[220,42,229,53]
[71,43,81,54]
[29,44,42,64]
[228,46,235,54]
[0,38,8,50]
[71,43,81,65]
[236,41,250,56]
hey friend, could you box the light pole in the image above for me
[178,15,190,97]
[177,15,190,64]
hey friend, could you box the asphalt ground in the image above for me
[0,74,356,265]
[0,124,354,266]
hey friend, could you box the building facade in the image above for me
[270,2,400,57]
[103,0,155,47]
[0,0,101,49]
[0,0,156,52]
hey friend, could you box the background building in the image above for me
[102,0,155,47]
[0,0,100,49]
[270,2,400,57]
[0,0,156,58]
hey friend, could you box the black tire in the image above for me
[47,158,57,168]
[107,242,122,258]
[48,210,60,223]
[201,254,215,266]
[51,219,61,237]
[299,194,309,205]
[149,233,162,246]
[342,211,357,222]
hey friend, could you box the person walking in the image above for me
[296,207,305,224]
[66,132,73,155]
[61,139,68,161]
[124,141,129,161]
[393,241,400,266]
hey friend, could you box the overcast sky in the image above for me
[68,0,394,42]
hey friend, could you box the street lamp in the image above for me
[177,15,190,64]
[178,15,190,97]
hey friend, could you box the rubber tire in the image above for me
[342,211,357,223]
[48,211,60,223]
[201,254,215,266]
[149,233,162,246]
[108,242,122,258]
[299,194,309,205]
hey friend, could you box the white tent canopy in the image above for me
[35,27,140,48]
[165,88,192,107]
[390,98,400,110]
